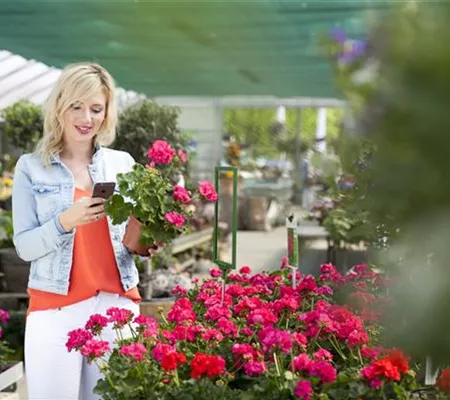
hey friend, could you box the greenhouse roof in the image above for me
[0,0,393,99]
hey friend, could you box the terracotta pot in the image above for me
[123,215,152,256]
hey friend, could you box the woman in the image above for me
[12,63,146,400]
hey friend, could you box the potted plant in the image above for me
[105,140,218,256]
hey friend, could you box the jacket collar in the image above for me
[50,143,103,165]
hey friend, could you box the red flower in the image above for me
[165,211,186,228]
[239,266,251,275]
[437,369,450,393]
[198,181,218,202]
[172,185,191,204]
[361,349,409,384]
[147,140,176,164]
[190,352,226,379]
[161,351,187,371]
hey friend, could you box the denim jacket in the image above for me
[12,146,139,295]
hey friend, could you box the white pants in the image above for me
[25,292,140,400]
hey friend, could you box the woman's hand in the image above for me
[148,241,165,256]
[58,197,106,232]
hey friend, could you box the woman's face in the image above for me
[62,90,107,146]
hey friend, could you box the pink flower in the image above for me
[172,185,191,204]
[171,285,188,296]
[165,211,186,228]
[85,314,108,335]
[294,380,313,400]
[0,310,9,325]
[217,318,238,337]
[177,149,187,163]
[309,361,337,384]
[205,304,231,321]
[167,298,197,324]
[201,329,224,342]
[239,266,251,275]
[293,354,313,372]
[258,327,293,354]
[313,349,333,362]
[244,361,267,376]
[81,339,110,362]
[361,346,380,360]
[106,307,134,328]
[119,343,147,361]
[134,315,159,337]
[292,332,308,348]
[147,140,176,164]
[198,181,218,202]
[66,328,93,352]
[152,342,175,362]
[247,308,278,327]
[209,268,222,278]
[280,256,288,269]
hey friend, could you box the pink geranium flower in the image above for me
[165,211,186,228]
[198,181,218,202]
[172,185,191,204]
[147,140,176,164]
[120,343,147,361]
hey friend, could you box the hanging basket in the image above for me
[123,215,154,257]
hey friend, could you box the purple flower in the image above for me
[330,27,346,44]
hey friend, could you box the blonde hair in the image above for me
[36,62,117,165]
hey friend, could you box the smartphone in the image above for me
[92,182,116,200]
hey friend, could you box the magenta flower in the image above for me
[165,211,186,228]
[147,140,175,164]
[106,307,134,328]
[198,181,218,202]
[85,314,109,335]
[66,328,93,352]
[0,309,9,325]
[172,185,191,204]
[294,380,313,400]
[120,343,147,361]
[177,149,187,163]
[81,339,110,363]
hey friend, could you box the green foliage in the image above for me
[0,100,43,153]
[114,100,190,166]
[104,163,188,246]
[327,1,450,365]
[0,210,13,248]
[224,108,343,160]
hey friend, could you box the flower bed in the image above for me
[67,263,448,399]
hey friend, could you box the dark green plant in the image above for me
[114,100,190,166]
[2,310,25,362]
[0,100,43,153]
[0,210,13,248]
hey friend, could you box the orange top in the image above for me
[28,187,140,313]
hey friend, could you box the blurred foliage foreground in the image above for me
[328,0,450,365]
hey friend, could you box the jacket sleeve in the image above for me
[12,156,74,262]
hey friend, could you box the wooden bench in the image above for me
[171,227,214,274]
